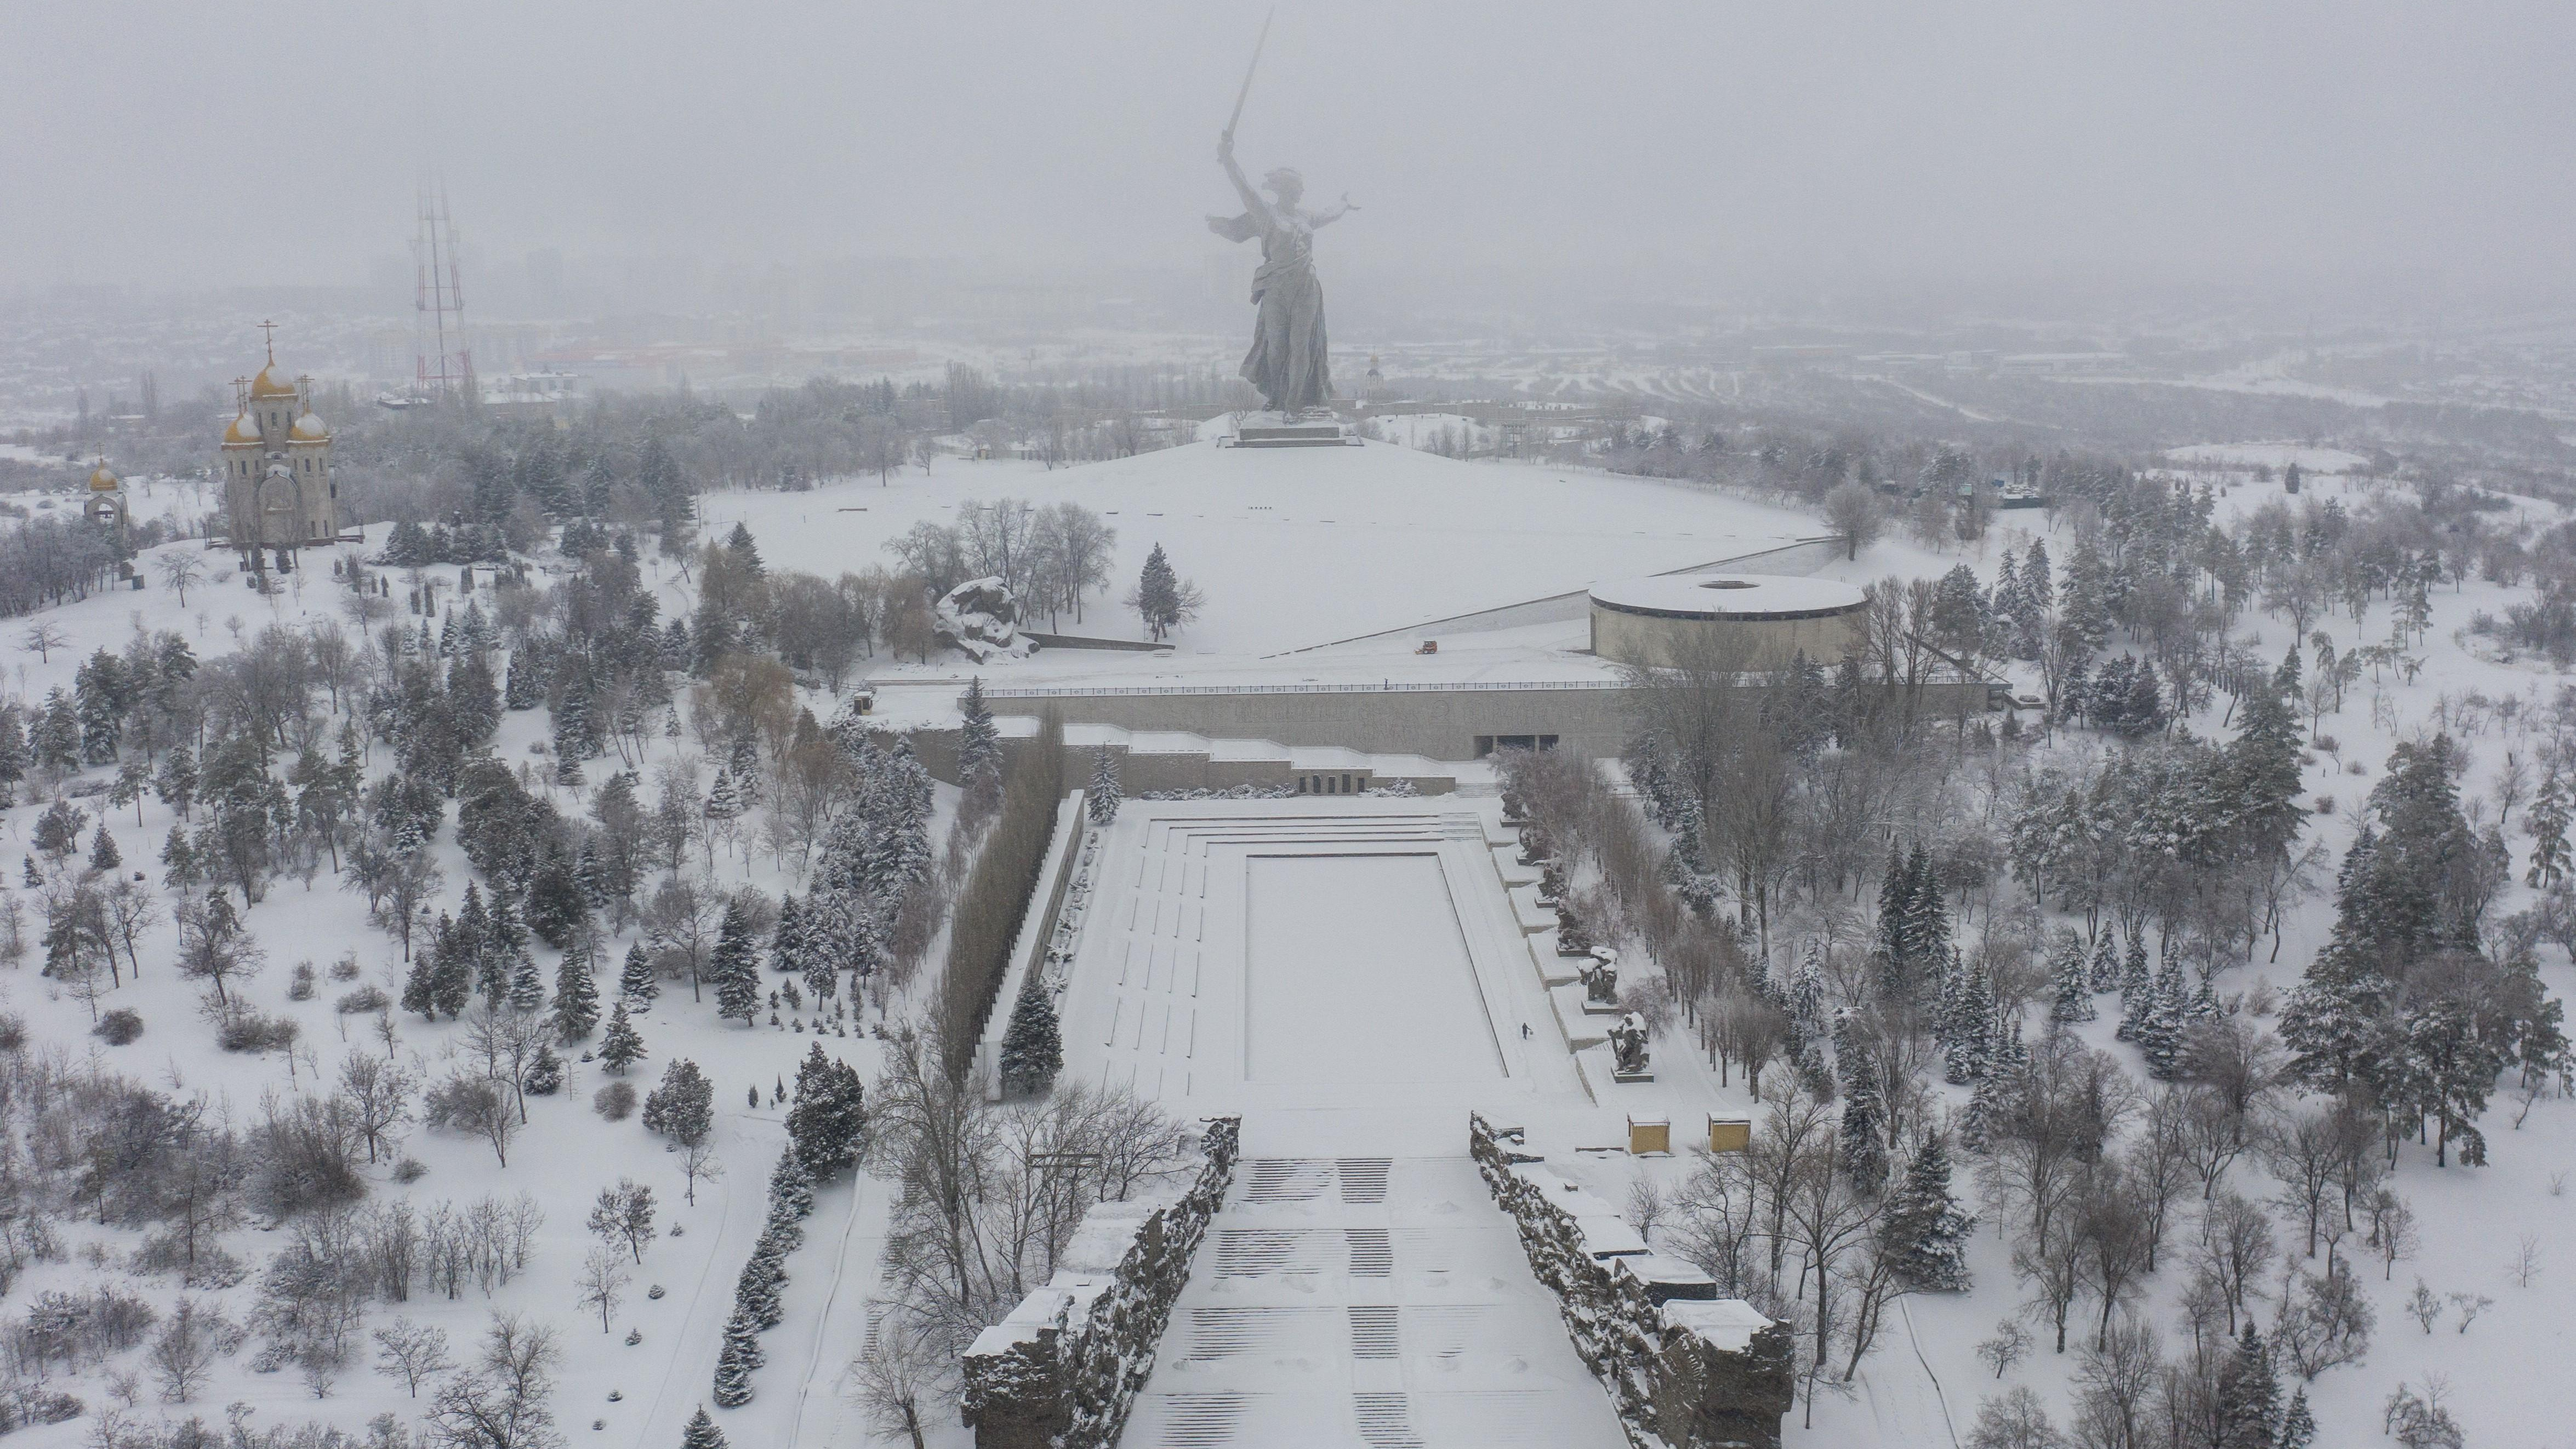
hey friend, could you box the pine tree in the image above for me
[402,950,438,1019]
[523,843,588,949]
[88,825,120,873]
[998,978,1063,1098]
[455,884,496,999]
[2089,931,2122,994]
[599,1000,647,1073]
[712,901,761,1027]
[785,1043,867,1178]
[146,740,195,821]
[2276,1388,2316,1449]
[1882,1135,1974,1291]
[704,769,740,834]
[1899,845,1950,991]
[2214,1323,2278,1449]
[1134,543,1183,640]
[643,1059,715,1145]
[2140,955,2189,1078]
[2048,932,2097,1025]
[769,893,806,978]
[524,1043,564,1096]
[508,951,547,1013]
[429,914,474,1018]
[1837,1064,1888,1193]
[1872,845,1911,992]
[1087,746,1122,824]
[1790,942,1827,1034]
[680,1406,728,1449]
[503,647,539,711]
[31,689,78,771]
[158,825,196,891]
[621,942,660,1009]
[736,1233,788,1328]
[554,949,601,1040]
[957,677,1000,785]
[765,1148,816,1225]
[1945,968,1994,1085]
[2528,768,2571,887]
[710,1307,761,1407]
[2121,931,2151,998]
[0,707,25,808]
[2060,535,2113,651]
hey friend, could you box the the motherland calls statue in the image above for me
[1205,19,1354,418]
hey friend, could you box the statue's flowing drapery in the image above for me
[1211,208,1331,414]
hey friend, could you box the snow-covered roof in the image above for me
[1661,1298,1775,1353]
[1588,573,1867,619]
[1575,1214,1649,1258]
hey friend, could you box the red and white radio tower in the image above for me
[413,181,474,402]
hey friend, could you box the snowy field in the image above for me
[2162,442,2372,475]
[694,441,1821,658]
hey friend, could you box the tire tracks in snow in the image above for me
[787,1171,891,1447]
[1897,1298,1961,1448]
[637,1116,768,1449]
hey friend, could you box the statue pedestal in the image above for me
[1220,412,1358,449]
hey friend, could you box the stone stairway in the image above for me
[1118,1156,1624,1449]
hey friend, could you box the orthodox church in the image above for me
[219,329,339,571]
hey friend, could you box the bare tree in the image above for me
[424,1073,521,1166]
[852,1310,949,1449]
[425,1312,560,1449]
[338,1051,415,1165]
[576,1246,629,1333]
[371,1318,454,1398]
[2261,1105,2345,1259]
[679,1136,723,1207]
[2187,1191,2276,1334]
[21,619,69,663]
[149,1298,230,1403]
[155,552,206,608]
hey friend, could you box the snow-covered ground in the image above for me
[2162,442,2371,475]
[691,441,1821,658]
[0,524,915,1449]
[3,443,2571,1449]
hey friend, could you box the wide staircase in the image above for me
[1118,1156,1624,1449]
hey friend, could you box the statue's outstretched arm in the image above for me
[1217,135,1269,224]
[1312,193,1358,229]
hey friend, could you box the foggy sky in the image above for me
[8,2,2570,308]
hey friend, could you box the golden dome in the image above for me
[289,412,330,442]
[223,411,264,446]
[248,363,299,400]
[88,463,120,492]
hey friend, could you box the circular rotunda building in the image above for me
[1588,573,1870,670]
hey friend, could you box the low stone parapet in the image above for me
[960,1117,1241,1449]
[1467,1112,1793,1449]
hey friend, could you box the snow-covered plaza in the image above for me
[1058,797,1587,1137]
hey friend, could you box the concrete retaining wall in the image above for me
[983,683,1639,762]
